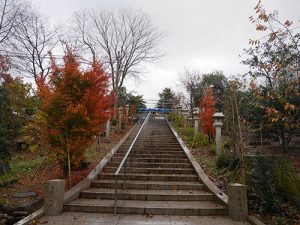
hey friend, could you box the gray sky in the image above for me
[35,0,300,105]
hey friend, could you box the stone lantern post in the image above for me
[125,104,130,123]
[105,119,110,138]
[212,112,225,156]
[193,107,199,133]
[118,107,123,129]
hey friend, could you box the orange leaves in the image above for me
[268,32,278,42]
[38,48,113,169]
[249,39,260,46]
[284,20,293,27]
[200,87,216,140]
[250,81,257,90]
[256,24,267,31]
[284,103,296,112]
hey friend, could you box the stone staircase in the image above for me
[64,117,228,216]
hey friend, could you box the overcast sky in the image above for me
[35,0,300,105]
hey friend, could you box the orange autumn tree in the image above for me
[38,49,112,172]
[200,86,216,142]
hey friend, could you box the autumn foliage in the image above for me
[244,1,300,150]
[38,49,113,170]
[200,87,216,141]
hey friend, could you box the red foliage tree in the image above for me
[200,86,216,141]
[38,49,113,171]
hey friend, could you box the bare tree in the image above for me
[72,11,97,63]
[179,67,202,117]
[8,8,59,83]
[0,0,24,47]
[73,9,163,116]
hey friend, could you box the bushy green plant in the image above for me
[216,153,239,170]
[0,125,10,160]
[192,132,209,148]
[167,113,176,122]
[272,158,300,208]
[210,143,216,154]
[121,122,125,129]
[176,126,208,148]
[111,118,117,126]
[216,153,231,169]
[251,156,279,214]
[173,113,184,127]
[272,216,287,225]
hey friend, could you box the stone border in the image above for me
[166,121,228,205]
[247,215,266,225]
[14,125,136,225]
[166,121,265,225]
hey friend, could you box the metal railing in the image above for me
[114,113,151,215]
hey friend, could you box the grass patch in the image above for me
[174,126,209,148]
[84,142,115,163]
[201,156,219,176]
[0,155,44,186]
[0,197,6,208]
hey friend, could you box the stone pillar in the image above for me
[44,179,65,216]
[105,120,110,138]
[125,105,129,123]
[228,183,248,221]
[193,107,199,133]
[212,112,225,156]
[118,107,123,129]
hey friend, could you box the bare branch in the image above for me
[8,7,59,83]
[73,8,163,93]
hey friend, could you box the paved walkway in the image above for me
[40,212,250,225]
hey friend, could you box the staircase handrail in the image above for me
[114,112,150,214]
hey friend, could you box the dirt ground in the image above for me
[0,125,132,215]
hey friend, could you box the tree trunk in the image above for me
[234,92,245,184]
[113,89,119,119]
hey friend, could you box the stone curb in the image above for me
[14,125,136,225]
[166,121,228,205]
[167,121,265,225]
[247,215,266,225]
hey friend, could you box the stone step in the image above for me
[111,157,190,163]
[103,167,195,175]
[99,173,199,182]
[142,141,180,148]
[114,153,186,159]
[117,149,184,154]
[116,151,184,156]
[80,188,213,201]
[91,180,204,190]
[108,162,193,169]
[119,145,181,149]
[141,137,176,141]
[64,199,227,216]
